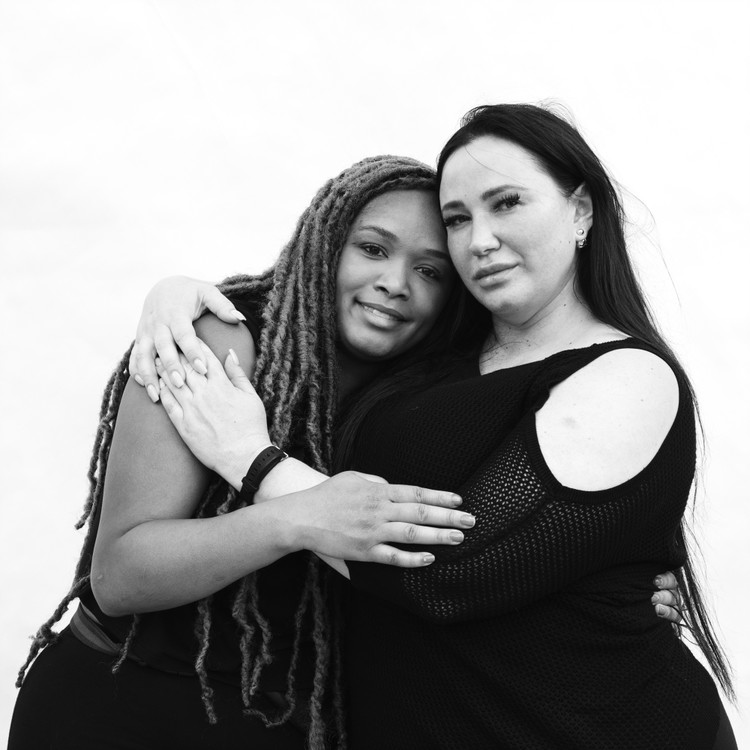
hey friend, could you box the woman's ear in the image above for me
[572,183,594,229]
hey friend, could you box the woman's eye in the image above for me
[416,266,441,280]
[442,214,468,229]
[493,193,521,211]
[361,244,386,257]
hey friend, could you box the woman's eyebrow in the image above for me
[355,225,398,242]
[441,184,524,212]
[423,248,451,261]
[480,185,522,201]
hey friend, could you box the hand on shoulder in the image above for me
[536,347,680,491]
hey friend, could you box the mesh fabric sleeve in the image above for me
[347,406,694,624]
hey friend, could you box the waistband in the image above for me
[69,603,122,656]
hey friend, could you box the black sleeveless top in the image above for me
[344,339,722,749]
[81,298,315,692]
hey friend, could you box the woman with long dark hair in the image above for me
[135,105,735,748]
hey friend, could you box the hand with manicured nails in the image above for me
[129,276,242,403]
[157,342,269,490]
[272,471,472,568]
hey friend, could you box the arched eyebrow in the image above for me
[355,225,398,242]
[441,184,523,212]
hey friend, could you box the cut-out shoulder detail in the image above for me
[536,347,680,490]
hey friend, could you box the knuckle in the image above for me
[174,329,195,347]
[416,503,429,522]
[404,524,418,542]
[414,485,425,503]
[387,550,399,566]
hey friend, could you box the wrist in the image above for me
[220,439,272,491]
[262,492,306,554]
[237,445,288,505]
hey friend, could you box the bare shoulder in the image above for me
[536,347,680,491]
[194,313,257,377]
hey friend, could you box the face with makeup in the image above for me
[439,136,592,327]
[335,189,456,362]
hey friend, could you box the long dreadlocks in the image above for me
[17,155,440,749]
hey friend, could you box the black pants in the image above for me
[8,628,305,750]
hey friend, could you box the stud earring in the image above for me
[576,228,587,249]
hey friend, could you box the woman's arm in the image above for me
[153,329,474,575]
[129,276,242,402]
[92,317,300,616]
[95,314,471,616]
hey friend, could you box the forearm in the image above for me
[92,497,300,616]
[254,458,348,576]
[254,457,328,502]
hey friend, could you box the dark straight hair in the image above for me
[436,103,733,699]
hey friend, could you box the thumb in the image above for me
[225,350,254,393]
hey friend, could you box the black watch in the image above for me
[238,445,288,505]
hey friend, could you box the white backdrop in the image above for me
[1,0,748,745]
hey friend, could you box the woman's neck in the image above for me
[481,293,621,373]
[336,348,387,402]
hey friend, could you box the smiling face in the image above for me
[335,189,455,362]
[439,136,592,327]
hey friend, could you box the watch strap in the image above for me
[238,445,288,505]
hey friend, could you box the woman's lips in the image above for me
[473,262,517,282]
[472,263,517,285]
[357,301,406,323]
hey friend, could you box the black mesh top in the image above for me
[344,339,721,749]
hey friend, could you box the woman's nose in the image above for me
[469,217,500,257]
[374,262,410,298]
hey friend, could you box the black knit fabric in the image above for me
[345,339,722,749]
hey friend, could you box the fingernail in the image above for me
[146,384,159,403]
[460,514,475,528]
[171,371,184,388]
[133,374,144,386]
[193,359,207,375]
[450,531,464,543]
[422,554,435,565]
[450,495,462,506]
[656,605,667,616]
[654,576,663,587]
[651,594,659,604]
[230,310,246,321]
[228,348,240,366]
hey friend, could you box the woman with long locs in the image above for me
[10,106,718,748]
[10,156,478,750]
